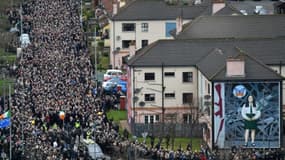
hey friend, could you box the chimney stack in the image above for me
[176,16,183,35]
[212,0,225,15]
[113,1,119,16]
[129,41,136,58]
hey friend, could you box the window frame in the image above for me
[122,23,136,32]
[141,39,148,48]
[141,23,149,32]
[182,72,193,83]
[164,72,175,77]
[165,93,175,98]
[145,93,155,102]
[144,72,155,81]
[144,115,160,124]
[122,40,133,49]
[182,92,193,104]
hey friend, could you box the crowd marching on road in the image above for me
[0,0,284,159]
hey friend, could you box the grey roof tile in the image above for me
[198,47,283,81]
[112,0,211,21]
[176,15,285,39]
[128,38,285,67]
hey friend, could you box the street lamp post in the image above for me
[161,63,165,137]
[80,0,83,27]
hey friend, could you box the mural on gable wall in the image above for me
[213,82,281,149]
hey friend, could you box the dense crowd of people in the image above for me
[0,0,284,159]
[2,0,105,159]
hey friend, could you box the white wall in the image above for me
[110,19,191,68]
[133,66,198,108]
[198,71,212,110]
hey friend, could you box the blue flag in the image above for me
[0,118,10,129]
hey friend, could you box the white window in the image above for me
[144,115,160,124]
[141,23,148,32]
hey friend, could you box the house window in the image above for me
[183,72,193,82]
[150,115,154,124]
[141,40,148,48]
[183,93,193,104]
[155,115,159,122]
[144,116,148,124]
[208,83,211,94]
[144,72,155,80]
[122,23,135,32]
[165,22,176,37]
[145,94,155,101]
[183,114,192,124]
[164,72,175,77]
[145,115,159,124]
[141,23,148,32]
[165,93,175,98]
[122,40,134,49]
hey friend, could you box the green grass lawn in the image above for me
[0,79,15,96]
[0,48,17,64]
[106,110,127,124]
[106,109,128,135]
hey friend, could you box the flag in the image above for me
[0,118,10,129]
[0,111,11,119]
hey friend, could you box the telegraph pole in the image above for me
[161,63,165,136]
[94,24,97,88]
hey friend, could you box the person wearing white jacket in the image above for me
[241,95,261,147]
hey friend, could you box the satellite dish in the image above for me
[134,88,141,94]
[134,87,143,94]
[133,96,139,102]
[139,101,145,107]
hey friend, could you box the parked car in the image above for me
[102,77,127,94]
[103,69,123,81]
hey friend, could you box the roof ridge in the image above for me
[128,40,162,66]
[224,2,243,15]
[210,47,284,80]
[234,47,285,79]
[176,16,203,38]
[111,0,137,20]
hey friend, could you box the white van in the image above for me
[103,69,123,81]
[20,34,31,48]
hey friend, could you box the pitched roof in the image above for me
[197,47,283,81]
[112,0,211,21]
[128,38,285,67]
[176,15,285,39]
